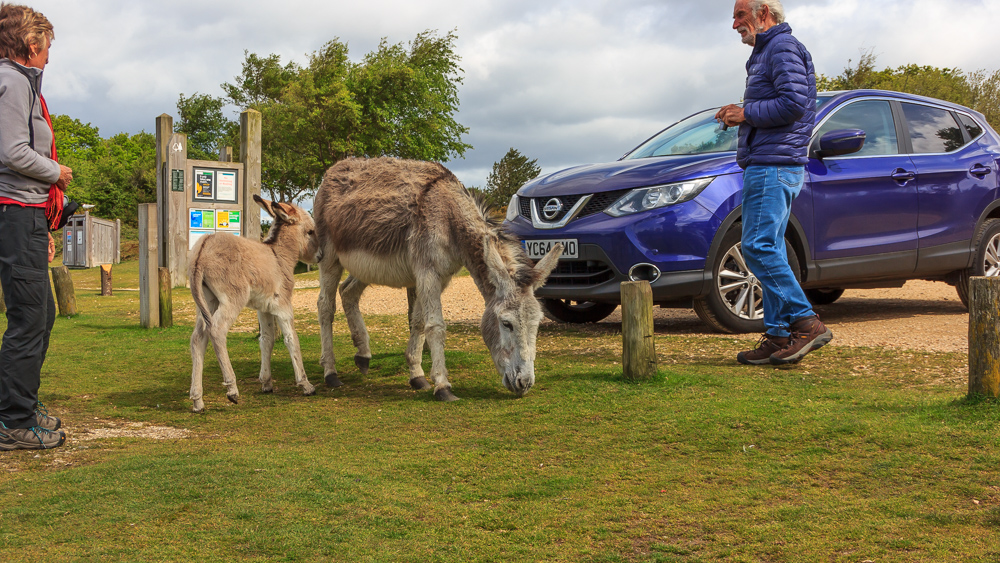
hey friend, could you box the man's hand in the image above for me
[48,233,55,263]
[56,164,73,190]
[715,104,746,127]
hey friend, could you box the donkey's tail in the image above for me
[189,251,213,330]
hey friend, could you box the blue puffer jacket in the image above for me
[736,23,816,169]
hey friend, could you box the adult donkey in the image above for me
[313,157,562,401]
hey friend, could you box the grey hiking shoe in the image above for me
[35,403,61,431]
[0,422,66,451]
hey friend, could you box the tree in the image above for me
[177,30,472,204]
[175,93,239,161]
[485,148,541,209]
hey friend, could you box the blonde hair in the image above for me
[0,4,53,61]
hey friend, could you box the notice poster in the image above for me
[188,229,214,250]
[194,170,215,200]
[189,209,216,230]
[216,210,241,231]
[216,171,237,202]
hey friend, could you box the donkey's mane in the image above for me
[463,188,539,289]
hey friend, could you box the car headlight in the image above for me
[505,194,520,222]
[604,177,714,217]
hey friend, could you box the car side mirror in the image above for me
[812,129,866,159]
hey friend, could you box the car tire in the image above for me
[805,288,845,305]
[540,299,618,323]
[956,218,1000,309]
[693,226,801,334]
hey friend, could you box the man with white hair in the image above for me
[715,0,832,366]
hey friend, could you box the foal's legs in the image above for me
[414,272,457,401]
[317,257,344,387]
[339,275,372,374]
[206,295,245,405]
[257,311,276,393]
[273,308,316,396]
[190,291,220,413]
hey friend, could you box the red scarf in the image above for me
[40,95,63,231]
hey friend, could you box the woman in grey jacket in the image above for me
[0,4,73,451]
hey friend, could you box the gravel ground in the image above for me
[292,277,970,354]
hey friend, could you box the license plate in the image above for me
[523,239,578,259]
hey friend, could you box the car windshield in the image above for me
[625,109,737,159]
[625,97,836,160]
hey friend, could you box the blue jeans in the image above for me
[741,165,814,338]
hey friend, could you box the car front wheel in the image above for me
[956,218,1000,309]
[541,299,618,323]
[693,226,801,334]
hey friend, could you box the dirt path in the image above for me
[291,278,969,354]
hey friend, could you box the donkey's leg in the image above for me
[339,275,372,375]
[415,275,457,401]
[189,315,210,413]
[275,309,316,396]
[404,290,431,391]
[257,311,276,393]
[207,297,245,404]
[317,259,344,388]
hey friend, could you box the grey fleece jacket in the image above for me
[0,58,60,204]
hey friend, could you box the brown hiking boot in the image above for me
[35,403,61,431]
[769,315,833,365]
[737,333,789,365]
[0,423,66,451]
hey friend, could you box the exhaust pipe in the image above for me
[628,263,661,283]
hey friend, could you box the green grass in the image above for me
[1,260,998,562]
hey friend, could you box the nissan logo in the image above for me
[542,198,563,220]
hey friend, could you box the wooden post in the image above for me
[155,114,172,270]
[621,281,656,382]
[241,109,262,242]
[968,276,1000,398]
[158,267,173,328]
[166,133,188,286]
[50,266,77,317]
[218,146,233,162]
[138,203,159,328]
[100,264,113,296]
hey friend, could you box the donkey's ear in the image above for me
[530,242,562,290]
[253,194,275,217]
[270,201,299,224]
[483,235,514,294]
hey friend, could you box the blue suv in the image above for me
[504,90,1000,332]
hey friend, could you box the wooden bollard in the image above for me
[158,267,173,328]
[969,276,1000,398]
[100,264,113,296]
[621,280,656,381]
[50,265,77,317]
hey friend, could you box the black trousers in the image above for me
[0,204,55,429]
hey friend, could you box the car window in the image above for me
[625,109,738,159]
[901,102,965,153]
[957,113,984,140]
[814,99,898,156]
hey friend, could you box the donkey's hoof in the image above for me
[325,372,344,388]
[302,384,317,396]
[261,386,274,394]
[434,388,460,402]
[354,355,371,375]
[227,393,240,405]
[410,377,432,391]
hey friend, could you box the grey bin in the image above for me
[62,212,121,269]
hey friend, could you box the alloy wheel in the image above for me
[717,242,764,321]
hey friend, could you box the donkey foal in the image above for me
[189,195,320,413]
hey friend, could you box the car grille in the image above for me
[518,189,631,224]
[545,260,616,286]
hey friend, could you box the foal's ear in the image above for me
[270,201,299,224]
[530,242,562,290]
[253,194,275,217]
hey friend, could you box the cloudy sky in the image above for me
[29,0,1000,191]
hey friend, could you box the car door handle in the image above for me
[891,168,916,182]
[970,164,991,177]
